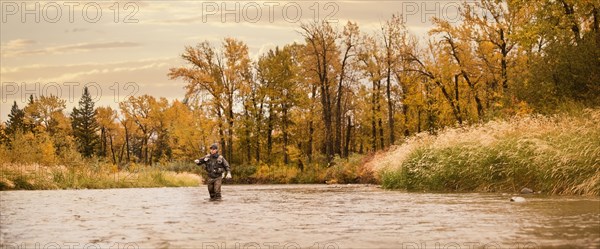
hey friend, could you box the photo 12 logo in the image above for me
[398,241,539,249]
[200,242,340,249]
[1,242,139,249]
[400,1,477,24]
[1,82,139,104]
[1,1,139,23]
[200,1,339,24]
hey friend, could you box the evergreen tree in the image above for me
[71,87,99,157]
[5,101,26,136]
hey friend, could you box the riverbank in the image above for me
[373,109,600,196]
[3,110,598,194]
[0,163,200,190]
[0,158,373,190]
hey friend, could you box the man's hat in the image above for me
[210,144,218,150]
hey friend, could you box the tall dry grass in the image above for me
[376,109,600,195]
[0,162,201,190]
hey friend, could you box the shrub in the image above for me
[324,154,377,184]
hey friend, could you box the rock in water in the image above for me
[510,196,526,202]
[520,187,534,194]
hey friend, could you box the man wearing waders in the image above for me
[195,144,231,200]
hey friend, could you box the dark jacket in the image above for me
[196,153,231,179]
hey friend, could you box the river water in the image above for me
[1,185,599,249]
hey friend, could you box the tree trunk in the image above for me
[301,22,335,163]
[282,103,289,165]
[308,85,317,163]
[411,55,463,126]
[267,106,273,164]
[227,108,234,162]
[109,134,116,165]
[124,124,130,162]
[216,107,226,160]
[386,67,395,145]
[243,108,251,163]
[144,136,149,164]
[403,103,409,137]
[426,83,437,133]
[335,44,352,156]
[321,80,334,162]
[378,116,385,150]
[359,138,364,154]
[594,6,600,49]
[454,74,461,125]
[560,0,581,44]
[344,115,352,158]
[100,127,106,157]
[459,70,484,119]
[118,140,125,164]
[499,28,509,92]
[377,80,385,149]
[335,92,343,156]
[371,80,378,152]
[255,102,263,163]
[245,120,251,163]
[447,36,483,121]
[308,119,314,163]
[436,79,462,125]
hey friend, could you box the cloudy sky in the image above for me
[1,1,466,121]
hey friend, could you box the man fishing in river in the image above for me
[194,144,232,200]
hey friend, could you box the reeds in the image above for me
[0,162,201,190]
[378,109,600,195]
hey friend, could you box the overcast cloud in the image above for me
[1,1,467,120]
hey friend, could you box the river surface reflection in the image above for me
[1,185,599,248]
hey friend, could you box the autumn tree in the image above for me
[256,46,303,164]
[165,100,205,160]
[0,123,7,147]
[460,0,530,111]
[292,43,320,163]
[149,97,172,162]
[430,16,485,121]
[358,34,386,150]
[118,116,134,163]
[517,0,600,108]
[119,95,156,164]
[17,94,76,164]
[380,14,407,145]
[96,106,119,164]
[299,21,343,162]
[333,21,360,155]
[169,38,252,161]
[24,95,67,133]
[414,41,464,126]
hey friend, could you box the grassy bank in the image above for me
[5,110,597,193]
[0,155,376,190]
[374,109,600,195]
[0,163,201,190]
